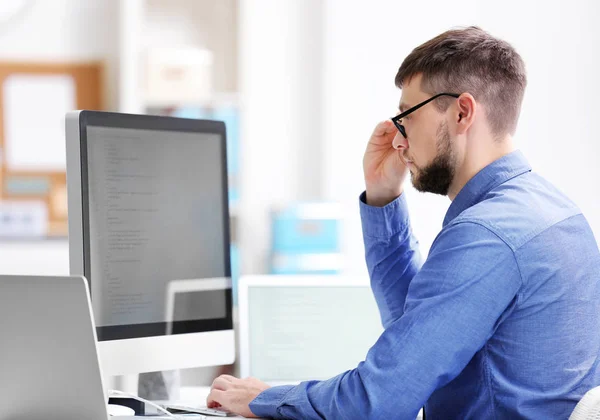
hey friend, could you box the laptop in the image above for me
[0,275,110,420]
[237,274,384,386]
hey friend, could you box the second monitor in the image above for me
[66,110,235,377]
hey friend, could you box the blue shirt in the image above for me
[250,150,600,419]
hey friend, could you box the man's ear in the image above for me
[455,93,476,135]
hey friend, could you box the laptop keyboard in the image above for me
[163,404,231,417]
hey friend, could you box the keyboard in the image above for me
[162,404,232,417]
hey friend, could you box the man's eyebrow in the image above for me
[399,102,411,113]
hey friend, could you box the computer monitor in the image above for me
[238,275,383,385]
[66,110,235,377]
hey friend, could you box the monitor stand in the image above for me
[109,372,181,399]
[113,374,139,394]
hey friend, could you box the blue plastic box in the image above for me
[271,203,341,254]
[270,251,342,275]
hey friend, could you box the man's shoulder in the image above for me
[449,172,582,250]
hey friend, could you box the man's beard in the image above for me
[410,122,456,195]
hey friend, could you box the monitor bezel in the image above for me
[69,110,233,342]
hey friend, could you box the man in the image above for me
[207,26,600,419]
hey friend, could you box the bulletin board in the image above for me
[0,62,103,238]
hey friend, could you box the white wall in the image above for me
[238,0,324,274]
[0,0,116,59]
[0,241,69,275]
[323,0,600,275]
[0,0,118,275]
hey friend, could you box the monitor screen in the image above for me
[79,117,232,342]
[246,284,383,383]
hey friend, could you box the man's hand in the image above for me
[363,120,408,206]
[206,375,270,418]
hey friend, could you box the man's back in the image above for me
[427,166,600,418]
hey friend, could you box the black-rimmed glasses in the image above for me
[391,93,460,138]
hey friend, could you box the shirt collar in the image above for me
[443,150,532,227]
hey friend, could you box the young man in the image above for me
[207,26,600,419]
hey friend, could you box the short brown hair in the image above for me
[395,26,527,137]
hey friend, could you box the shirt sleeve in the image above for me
[249,221,522,419]
[359,191,423,328]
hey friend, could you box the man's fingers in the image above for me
[384,120,397,133]
[207,400,221,409]
[372,120,395,137]
[206,389,227,408]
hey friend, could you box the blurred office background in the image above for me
[0,0,599,386]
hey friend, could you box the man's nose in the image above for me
[392,132,409,150]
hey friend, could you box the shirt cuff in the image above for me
[248,385,294,418]
[359,191,410,239]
